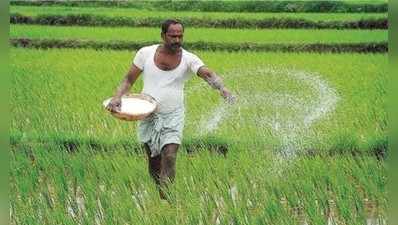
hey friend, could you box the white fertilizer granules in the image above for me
[120,98,155,115]
[104,97,155,115]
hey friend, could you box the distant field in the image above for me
[10,25,388,44]
[10,6,387,21]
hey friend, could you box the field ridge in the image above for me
[10,132,387,159]
[10,13,388,29]
[10,38,388,53]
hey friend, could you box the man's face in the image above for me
[162,24,184,51]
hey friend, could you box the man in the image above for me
[106,19,235,200]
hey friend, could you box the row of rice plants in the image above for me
[9,0,388,13]
[10,25,388,44]
[11,14,387,29]
[11,6,387,22]
[11,47,387,156]
[10,143,386,225]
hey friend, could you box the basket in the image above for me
[103,93,158,121]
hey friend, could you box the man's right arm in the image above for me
[106,64,142,113]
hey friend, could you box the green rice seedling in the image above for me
[11,25,388,44]
[11,143,386,224]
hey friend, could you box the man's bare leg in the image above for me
[159,143,179,200]
[144,144,161,186]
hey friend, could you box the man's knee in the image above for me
[162,144,179,159]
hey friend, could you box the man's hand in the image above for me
[106,97,122,113]
[221,88,237,104]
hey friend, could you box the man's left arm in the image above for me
[197,66,236,104]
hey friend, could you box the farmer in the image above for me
[106,19,235,200]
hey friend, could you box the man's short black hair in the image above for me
[161,19,184,34]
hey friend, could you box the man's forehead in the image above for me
[167,24,183,33]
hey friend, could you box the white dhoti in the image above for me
[137,107,185,157]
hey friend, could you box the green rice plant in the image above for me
[10,6,388,22]
[10,13,388,29]
[11,47,387,156]
[11,144,386,224]
[10,25,388,44]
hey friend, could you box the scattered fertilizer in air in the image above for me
[195,66,339,157]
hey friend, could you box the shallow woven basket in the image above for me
[103,93,158,121]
